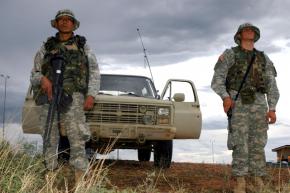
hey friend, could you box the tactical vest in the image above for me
[42,34,89,95]
[226,46,268,95]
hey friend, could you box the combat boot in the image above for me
[44,170,59,191]
[255,176,264,191]
[60,164,75,192]
[45,170,56,182]
[74,169,85,187]
[245,176,255,193]
[234,177,246,193]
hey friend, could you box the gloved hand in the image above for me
[266,110,276,124]
[41,76,52,101]
[223,96,233,113]
[84,95,95,110]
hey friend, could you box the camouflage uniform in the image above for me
[211,23,279,177]
[31,10,100,172]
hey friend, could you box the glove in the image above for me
[41,76,52,101]
[223,96,233,113]
[267,110,276,124]
[84,95,95,110]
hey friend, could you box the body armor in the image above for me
[42,34,88,95]
[226,46,268,104]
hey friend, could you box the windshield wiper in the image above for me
[120,92,140,97]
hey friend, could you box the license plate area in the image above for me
[110,128,129,137]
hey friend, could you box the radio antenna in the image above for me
[137,28,154,83]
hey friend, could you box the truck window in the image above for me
[162,81,196,102]
[100,75,157,98]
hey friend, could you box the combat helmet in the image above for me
[234,23,260,45]
[51,9,80,30]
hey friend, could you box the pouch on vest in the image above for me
[240,87,256,104]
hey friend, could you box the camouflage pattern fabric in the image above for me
[226,46,268,98]
[40,94,90,171]
[51,9,80,31]
[31,38,100,97]
[31,36,100,172]
[234,23,260,45]
[42,35,90,95]
[211,47,279,177]
[230,91,268,176]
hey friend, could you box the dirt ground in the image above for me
[102,160,289,193]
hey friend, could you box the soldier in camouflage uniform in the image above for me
[211,23,279,193]
[30,9,100,183]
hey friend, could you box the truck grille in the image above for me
[86,103,158,125]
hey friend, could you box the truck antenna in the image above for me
[137,28,154,83]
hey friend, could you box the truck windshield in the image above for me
[99,74,157,98]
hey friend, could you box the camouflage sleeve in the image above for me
[211,49,235,99]
[30,44,46,87]
[264,54,280,110]
[84,43,100,97]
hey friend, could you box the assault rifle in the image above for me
[43,54,65,153]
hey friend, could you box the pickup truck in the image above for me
[22,74,202,168]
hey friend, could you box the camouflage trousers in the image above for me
[40,92,90,172]
[228,95,268,177]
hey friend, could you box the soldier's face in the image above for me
[55,16,75,34]
[240,27,255,41]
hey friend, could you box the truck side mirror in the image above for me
[173,93,185,102]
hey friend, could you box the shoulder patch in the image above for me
[218,54,225,62]
[214,54,225,70]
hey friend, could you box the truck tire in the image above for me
[85,140,96,161]
[153,140,173,168]
[58,136,70,163]
[138,148,151,161]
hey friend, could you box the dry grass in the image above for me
[0,139,289,193]
[0,139,166,193]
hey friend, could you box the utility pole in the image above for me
[1,74,10,139]
[211,139,215,163]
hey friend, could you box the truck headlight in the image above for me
[143,115,153,125]
[157,107,170,125]
[158,107,170,116]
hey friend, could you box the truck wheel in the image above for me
[154,140,173,168]
[138,148,151,161]
[58,136,70,163]
[85,140,96,161]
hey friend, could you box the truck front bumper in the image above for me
[89,123,176,141]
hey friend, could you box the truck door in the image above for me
[161,79,202,139]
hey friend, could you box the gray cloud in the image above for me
[1,0,290,123]
[0,89,25,123]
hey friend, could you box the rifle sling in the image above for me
[234,50,256,101]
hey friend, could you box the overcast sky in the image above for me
[1,0,290,163]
